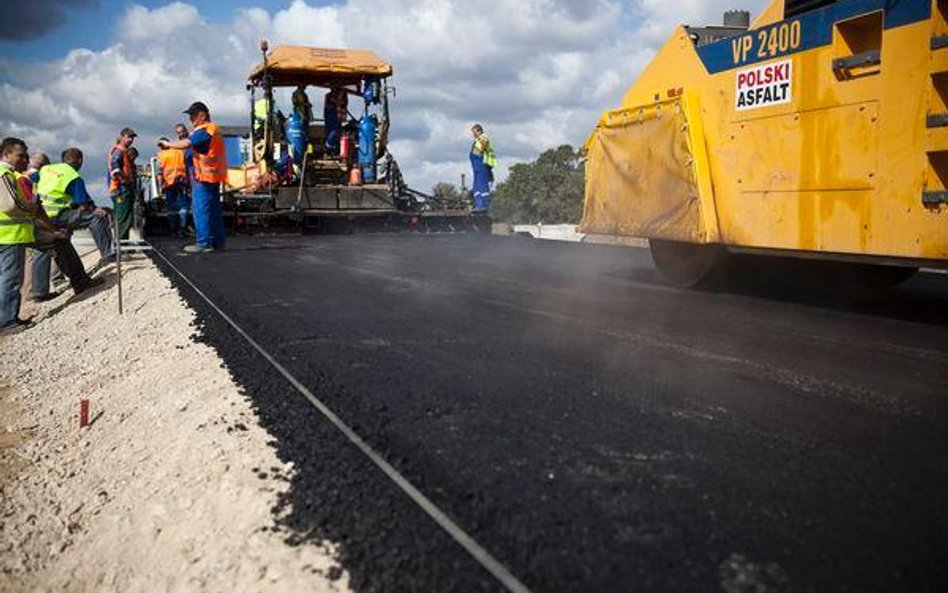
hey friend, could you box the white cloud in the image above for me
[120,2,204,42]
[0,0,776,196]
[635,0,773,45]
[270,1,345,47]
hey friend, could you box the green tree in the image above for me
[491,145,585,224]
[432,182,462,202]
[430,181,467,209]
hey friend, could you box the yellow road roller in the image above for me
[581,0,948,286]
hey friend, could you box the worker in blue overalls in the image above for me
[469,123,496,212]
[158,102,227,253]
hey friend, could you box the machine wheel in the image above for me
[649,239,727,288]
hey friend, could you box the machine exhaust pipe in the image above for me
[723,10,750,29]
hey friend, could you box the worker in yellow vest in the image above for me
[469,123,496,212]
[1,138,100,333]
[31,147,114,301]
[253,97,270,138]
[0,137,37,334]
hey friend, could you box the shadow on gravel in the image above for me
[41,267,130,322]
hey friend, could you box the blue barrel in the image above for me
[286,112,306,170]
[358,114,377,183]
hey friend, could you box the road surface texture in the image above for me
[152,234,948,593]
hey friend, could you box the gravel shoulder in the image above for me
[0,252,351,593]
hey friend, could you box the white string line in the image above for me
[151,244,535,593]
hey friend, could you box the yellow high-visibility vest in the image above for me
[35,162,79,217]
[254,98,270,123]
[0,165,35,245]
[472,134,497,168]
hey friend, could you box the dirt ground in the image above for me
[0,252,351,593]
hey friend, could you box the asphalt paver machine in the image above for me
[227,42,483,232]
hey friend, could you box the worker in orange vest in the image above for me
[158,102,226,253]
[108,127,137,240]
[156,136,190,237]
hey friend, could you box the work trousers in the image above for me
[30,208,114,298]
[111,186,135,240]
[0,243,25,328]
[164,186,190,233]
[470,152,492,211]
[192,182,226,249]
[324,109,341,154]
[28,230,92,299]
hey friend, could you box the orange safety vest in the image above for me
[157,148,187,189]
[108,145,134,193]
[192,122,227,184]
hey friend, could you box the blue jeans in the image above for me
[52,208,113,257]
[31,208,113,298]
[192,182,225,248]
[165,186,190,233]
[0,244,25,328]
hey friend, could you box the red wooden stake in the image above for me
[79,399,90,428]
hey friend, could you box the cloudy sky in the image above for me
[0,0,771,196]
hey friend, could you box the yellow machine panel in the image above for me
[582,0,948,282]
[582,100,711,242]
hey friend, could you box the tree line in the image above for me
[432,144,585,224]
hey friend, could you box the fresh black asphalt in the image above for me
[152,233,948,593]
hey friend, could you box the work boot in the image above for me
[0,323,29,336]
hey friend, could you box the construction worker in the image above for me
[158,101,227,253]
[30,148,114,301]
[109,127,137,240]
[26,152,49,185]
[22,152,61,290]
[324,86,348,155]
[175,123,194,182]
[469,123,496,212]
[1,138,100,332]
[292,85,313,127]
[253,96,270,139]
[127,146,141,194]
[156,136,190,236]
[0,137,37,334]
